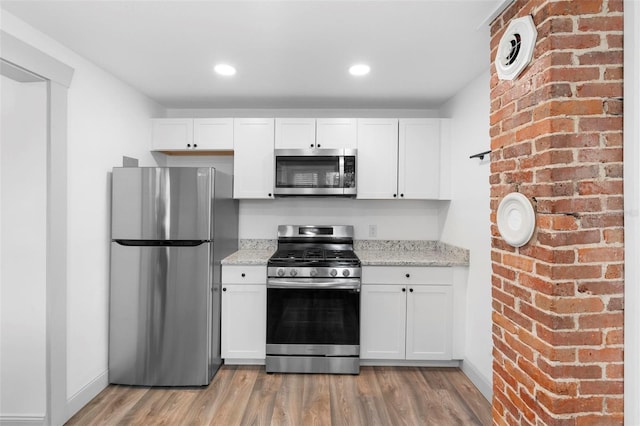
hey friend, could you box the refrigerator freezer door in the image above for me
[111,167,213,241]
[109,241,216,386]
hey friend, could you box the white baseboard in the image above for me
[65,370,109,422]
[461,359,492,402]
[0,415,45,426]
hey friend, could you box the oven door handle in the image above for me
[267,278,361,290]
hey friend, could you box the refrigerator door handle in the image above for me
[113,239,209,247]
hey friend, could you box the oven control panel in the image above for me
[268,266,361,279]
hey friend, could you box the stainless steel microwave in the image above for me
[274,149,357,196]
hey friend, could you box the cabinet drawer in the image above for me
[222,265,266,284]
[362,266,453,285]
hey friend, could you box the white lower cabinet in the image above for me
[221,265,266,362]
[360,266,454,361]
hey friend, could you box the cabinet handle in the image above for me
[222,287,227,292]
[409,288,414,292]
[402,288,406,292]
[241,273,246,278]
[405,273,410,278]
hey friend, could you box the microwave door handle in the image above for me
[339,155,345,188]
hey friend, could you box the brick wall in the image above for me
[489,0,624,424]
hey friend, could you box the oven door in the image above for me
[266,278,360,356]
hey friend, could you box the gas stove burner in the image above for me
[268,225,361,279]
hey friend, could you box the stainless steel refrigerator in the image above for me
[109,167,238,386]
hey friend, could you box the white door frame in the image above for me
[623,2,639,425]
[1,30,74,426]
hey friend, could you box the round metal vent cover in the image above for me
[496,15,537,80]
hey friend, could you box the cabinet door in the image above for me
[275,118,316,149]
[398,119,441,199]
[194,118,233,150]
[316,118,357,149]
[356,119,399,199]
[405,285,453,360]
[233,118,275,199]
[360,284,407,359]
[151,119,193,150]
[221,284,266,360]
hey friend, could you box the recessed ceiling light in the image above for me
[349,64,370,76]
[214,64,236,76]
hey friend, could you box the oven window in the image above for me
[275,156,340,188]
[267,288,360,345]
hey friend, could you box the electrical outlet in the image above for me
[368,224,377,238]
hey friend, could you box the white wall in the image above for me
[0,76,48,420]
[440,69,492,399]
[1,10,163,421]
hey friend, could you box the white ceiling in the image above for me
[1,0,503,109]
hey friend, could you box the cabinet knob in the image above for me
[317,144,321,148]
[409,288,414,292]
[268,193,272,197]
[222,287,227,292]
[187,143,191,148]
[241,273,246,277]
[400,193,404,198]
[310,143,314,147]
[193,143,198,148]
[393,194,397,198]
[405,273,410,278]
[402,288,406,292]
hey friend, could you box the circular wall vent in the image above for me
[495,15,537,80]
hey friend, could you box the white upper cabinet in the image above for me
[233,118,275,199]
[193,118,234,149]
[398,118,450,200]
[275,118,357,149]
[275,118,317,149]
[315,118,357,149]
[151,119,193,150]
[356,119,399,199]
[151,118,233,151]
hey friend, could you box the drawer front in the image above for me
[222,265,266,284]
[362,266,453,285]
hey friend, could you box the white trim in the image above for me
[461,359,492,402]
[624,2,640,425]
[360,360,461,368]
[0,416,46,426]
[0,31,73,426]
[65,370,109,419]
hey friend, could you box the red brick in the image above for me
[607,297,624,311]
[543,0,603,16]
[578,347,623,363]
[503,253,535,272]
[576,414,624,426]
[519,273,575,296]
[579,380,624,395]
[606,34,623,49]
[536,198,602,214]
[605,263,624,279]
[578,50,623,66]
[604,66,623,80]
[605,329,624,345]
[578,246,624,262]
[536,293,605,314]
[536,325,602,346]
[579,116,623,132]
[535,133,599,149]
[537,229,601,247]
[578,148,623,162]
[518,328,576,362]
[515,117,575,141]
[578,15,623,31]
[576,82,623,97]
[537,214,578,231]
[537,390,604,415]
[604,99,623,115]
[578,181,623,195]
[577,280,624,295]
[581,213,624,228]
[520,302,575,330]
[579,312,624,329]
[606,364,624,380]
[548,33,602,50]
[537,357,602,380]
[504,305,534,331]
[603,228,624,243]
[493,311,519,335]
[493,287,516,308]
[548,66,600,83]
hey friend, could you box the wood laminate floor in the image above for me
[66,365,491,426]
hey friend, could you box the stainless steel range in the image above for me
[266,225,361,374]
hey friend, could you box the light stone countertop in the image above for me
[221,239,469,267]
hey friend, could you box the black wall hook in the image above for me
[470,150,492,160]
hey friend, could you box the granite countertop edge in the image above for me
[222,239,469,267]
